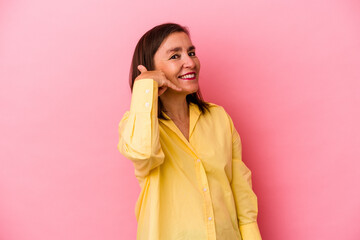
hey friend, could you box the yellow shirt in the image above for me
[118,79,261,240]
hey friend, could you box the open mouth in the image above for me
[178,72,196,80]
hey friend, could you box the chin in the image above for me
[181,81,199,92]
[182,86,198,95]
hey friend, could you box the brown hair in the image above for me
[129,23,210,119]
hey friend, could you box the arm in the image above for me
[228,114,262,239]
[118,78,165,179]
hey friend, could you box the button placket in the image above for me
[192,155,216,239]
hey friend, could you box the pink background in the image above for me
[1,0,359,239]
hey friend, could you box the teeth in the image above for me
[179,73,195,79]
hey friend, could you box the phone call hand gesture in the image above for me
[136,65,182,96]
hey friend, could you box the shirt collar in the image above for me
[189,102,201,138]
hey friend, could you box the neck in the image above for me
[159,91,189,121]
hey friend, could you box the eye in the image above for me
[188,51,196,57]
[170,54,180,60]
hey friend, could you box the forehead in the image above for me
[157,32,193,52]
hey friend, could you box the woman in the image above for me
[118,23,261,240]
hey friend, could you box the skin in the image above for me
[135,32,200,141]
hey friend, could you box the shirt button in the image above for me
[145,89,150,93]
[145,102,150,107]
[208,217,212,221]
[197,159,201,162]
[203,188,207,192]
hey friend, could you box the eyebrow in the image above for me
[166,45,196,54]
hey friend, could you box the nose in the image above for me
[183,54,196,69]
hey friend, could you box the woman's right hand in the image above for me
[135,65,182,96]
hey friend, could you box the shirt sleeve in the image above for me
[117,78,165,179]
[227,113,262,240]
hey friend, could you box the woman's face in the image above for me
[153,32,200,95]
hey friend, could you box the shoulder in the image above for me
[202,102,233,125]
[204,102,229,118]
[203,102,236,132]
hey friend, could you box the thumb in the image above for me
[137,65,148,73]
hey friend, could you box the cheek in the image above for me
[155,62,176,75]
[194,58,201,69]
[165,64,182,76]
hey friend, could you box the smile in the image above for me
[178,72,196,80]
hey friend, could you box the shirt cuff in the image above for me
[239,222,262,240]
[130,78,158,113]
